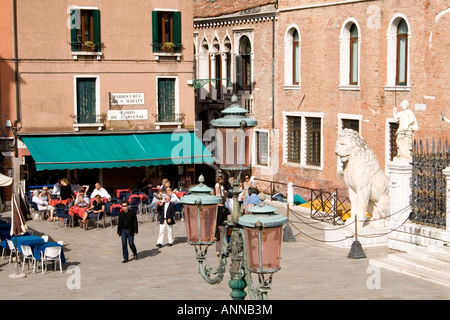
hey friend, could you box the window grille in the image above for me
[342,119,359,132]
[287,116,301,163]
[256,131,268,166]
[306,117,321,166]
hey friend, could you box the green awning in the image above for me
[21,132,214,171]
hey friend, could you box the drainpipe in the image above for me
[271,14,275,129]
[11,0,21,156]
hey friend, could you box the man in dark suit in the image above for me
[117,201,138,263]
[156,194,175,247]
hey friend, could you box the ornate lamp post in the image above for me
[182,95,288,300]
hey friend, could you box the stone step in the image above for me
[407,245,450,264]
[387,253,450,277]
[369,257,450,288]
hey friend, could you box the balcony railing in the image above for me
[152,43,183,54]
[153,113,185,123]
[70,42,103,53]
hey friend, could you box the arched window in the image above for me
[339,19,360,89]
[284,26,301,88]
[292,30,300,85]
[236,35,252,91]
[349,24,359,85]
[396,19,408,86]
[386,15,410,90]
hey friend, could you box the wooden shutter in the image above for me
[93,10,101,50]
[173,12,181,52]
[152,11,159,52]
[70,9,80,51]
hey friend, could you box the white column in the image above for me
[287,182,294,206]
[387,161,412,226]
[443,167,450,231]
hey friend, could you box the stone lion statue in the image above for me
[335,129,390,228]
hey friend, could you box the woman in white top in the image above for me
[215,176,226,198]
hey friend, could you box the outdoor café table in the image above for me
[1,235,45,253]
[30,241,66,264]
[129,194,147,202]
[49,199,60,206]
[115,189,131,198]
[69,205,87,218]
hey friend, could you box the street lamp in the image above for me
[182,95,288,300]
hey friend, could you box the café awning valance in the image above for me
[21,132,213,171]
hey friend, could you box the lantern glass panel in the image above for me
[216,127,253,168]
[244,225,283,272]
[184,204,218,243]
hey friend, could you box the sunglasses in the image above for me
[122,205,128,207]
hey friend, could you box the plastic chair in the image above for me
[108,205,121,227]
[6,239,17,264]
[54,203,73,229]
[21,245,37,273]
[95,208,106,229]
[129,197,142,223]
[57,240,63,245]
[32,202,48,220]
[41,246,62,274]
[41,235,49,242]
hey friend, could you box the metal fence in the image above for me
[410,138,449,228]
[253,178,349,225]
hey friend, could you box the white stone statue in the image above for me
[335,129,390,228]
[393,100,418,163]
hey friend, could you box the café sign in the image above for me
[110,92,145,105]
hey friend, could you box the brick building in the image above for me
[194,0,449,195]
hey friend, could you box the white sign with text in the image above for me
[110,93,145,105]
[107,109,148,121]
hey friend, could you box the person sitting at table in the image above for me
[81,195,105,230]
[90,182,111,201]
[39,187,56,221]
[149,189,163,222]
[59,178,74,205]
[69,189,90,225]
[52,178,62,195]
[33,189,55,221]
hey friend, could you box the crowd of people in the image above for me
[30,174,260,263]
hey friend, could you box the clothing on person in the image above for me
[117,203,138,262]
[156,198,175,246]
[90,184,111,200]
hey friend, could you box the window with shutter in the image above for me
[152,11,182,54]
[70,9,101,53]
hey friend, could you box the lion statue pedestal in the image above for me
[332,129,391,247]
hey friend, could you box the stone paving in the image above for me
[1,202,449,300]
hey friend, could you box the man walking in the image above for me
[117,201,138,263]
[156,194,175,247]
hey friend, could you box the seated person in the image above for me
[81,195,105,230]
[32,189,55,221]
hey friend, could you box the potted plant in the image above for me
[161,42,175,52]
[83,41,96,51]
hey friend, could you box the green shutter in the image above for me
[70,9,79,51]
[173,11,181,52]
[93,10,101,51]
[152,11,159,52]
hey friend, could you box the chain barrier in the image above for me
[286,204,412,243]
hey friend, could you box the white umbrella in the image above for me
[0,173,13,187]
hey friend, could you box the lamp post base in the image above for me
[347,240,366,259]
